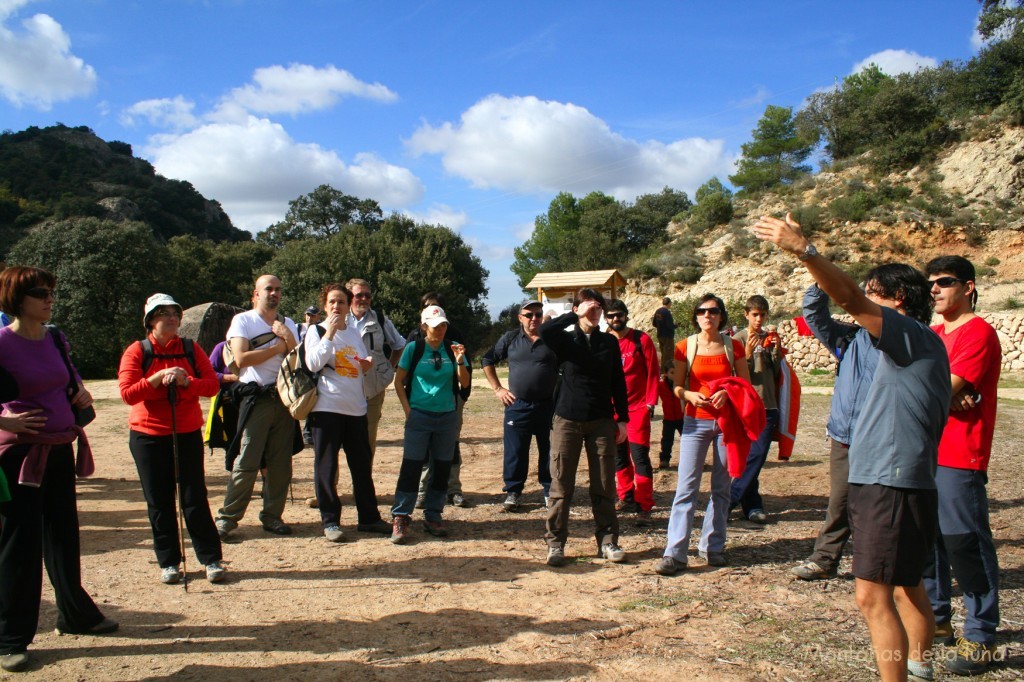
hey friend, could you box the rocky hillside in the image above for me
[622,121,1024,333]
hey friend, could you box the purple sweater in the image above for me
[0,326,77,433]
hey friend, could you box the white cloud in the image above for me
[465,235,514,261]
[851,49,938,77]
[145,116,423,231]
[406,94,732,200]
[0,0,97,109]
[733,85,771,109]
[405,203,468,230]
[221,64,397,116]
[120,96,198,131]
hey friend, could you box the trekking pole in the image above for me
[168,383,188,593]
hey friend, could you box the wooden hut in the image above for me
[524,269,627,318]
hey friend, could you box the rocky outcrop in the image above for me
[937,127,1024,204]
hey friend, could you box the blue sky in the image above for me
[0,0,986,315]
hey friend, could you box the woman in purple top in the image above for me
[0,266,118,673]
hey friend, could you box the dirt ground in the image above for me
[10,377,1024,681]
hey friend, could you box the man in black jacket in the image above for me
[539,288,629,567]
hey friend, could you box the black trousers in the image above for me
[0,444,104,654]
[129,430,222,567]
[309,412,383,526]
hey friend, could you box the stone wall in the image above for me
[777,312,1024,373]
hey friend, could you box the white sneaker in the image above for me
[600,543,626,563]
[324,524,346,542]
[206,561,226,583]
[161,565,181,584]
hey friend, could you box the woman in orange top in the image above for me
[656,294,750,576]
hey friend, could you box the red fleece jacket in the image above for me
[707,376,766,478]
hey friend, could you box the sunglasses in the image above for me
[25,287,55,300]
[520,312,541,319]
[605,312,626,320]
[430,350,443,370]
[696,307,722,316]
[930,276,965,288]
[353,293,372,300]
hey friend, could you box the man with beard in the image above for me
[604,299,659,524]
[481,300,559,512]
[216,274,300,539]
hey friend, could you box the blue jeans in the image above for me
[663,417,729,561]
[392,409,458,522]
[729,409,779,517]
[924,466,1000,644]
[502,399,553,495]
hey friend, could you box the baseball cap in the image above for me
[420,305,450,328]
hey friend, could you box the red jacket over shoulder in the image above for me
[707,376,766,478]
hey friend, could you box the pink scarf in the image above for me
[0,426,94,487]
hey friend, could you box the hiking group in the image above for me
[0,214,1004,678]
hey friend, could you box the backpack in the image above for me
[140,338,198,376]
[629,328,647,376]
[365,307,393,358]
[404,338,471,402]
[276,324,324,420]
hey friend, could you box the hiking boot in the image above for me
[699,550,728,567]
[422,519,448,537]
[391,515,410,545]
[934,620,955,646]
[655,556,686,576]
[216,519,235,540]
[324,524,346,542]
[943,637,994,676]
[658,458,671,469]
[415,495,426,509]
[261,519,292,536]
[790,559,836,581]
[205,561,226,583]
[357,519,393,534]
[56,617,119,636]
[747,509,768,524]
[546,545,566,567]
[1,652,29,673]
[614,497,636,512]
[635,509,652,526]
[544,495,551,508]
[600,543,626,563]
[306,497,319,508]
[450,493,468,508]
[160,565,182,585]
[503,492,521,512]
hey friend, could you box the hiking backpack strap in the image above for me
[140,338,198,376]
[404,338,427,399]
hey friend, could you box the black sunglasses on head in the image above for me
[930,276,965,288]
[696,307,722,316]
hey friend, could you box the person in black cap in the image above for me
[481,300,559,512]
[299,306,323,342]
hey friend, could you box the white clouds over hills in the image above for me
[145,116,423,231]
[129,65,420,231]
[407,94,733,201]
[0,0,96,109]
[851,49,938,76]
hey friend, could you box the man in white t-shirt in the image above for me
[216,274,300,539]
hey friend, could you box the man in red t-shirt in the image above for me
[923,256,1001,676]
[605,300,660,523]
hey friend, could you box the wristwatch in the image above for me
[797,243,819,261]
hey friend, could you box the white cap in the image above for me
[143,293,183,329]
[420,305,449,328]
